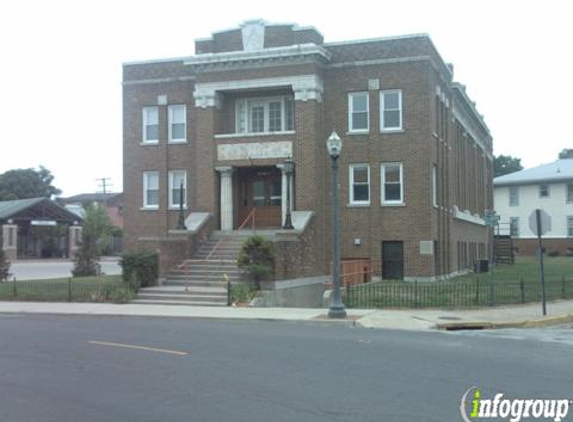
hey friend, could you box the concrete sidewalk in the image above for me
[0,300,571,331]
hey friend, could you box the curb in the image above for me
[437,313,573,331]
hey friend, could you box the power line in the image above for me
[96,178,113,206]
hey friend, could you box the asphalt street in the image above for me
[0,315,571,422]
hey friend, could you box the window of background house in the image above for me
[143,172,159,208]
[168,105,186,142]
[381,163,403,204]
[568,216,573,237]
[380,90,402,131]
[168,170,187,208]
[567,184,573,203]
[510,217,519,237]
[348,92,369,132]
[142,107,159,143]
[349,164,370,205]
[509,186,519,206]
[539,184,550,198]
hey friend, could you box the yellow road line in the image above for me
[88,340,188,356]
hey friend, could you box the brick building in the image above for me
[123,20,493,281]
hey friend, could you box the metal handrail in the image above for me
[237,207,256,231]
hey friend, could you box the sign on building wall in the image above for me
[217,141,293,161]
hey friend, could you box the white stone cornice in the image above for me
[194,75,324,108]
[184,43,331,69]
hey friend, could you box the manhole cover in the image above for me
[438,316,462,321]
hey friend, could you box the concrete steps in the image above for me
[134,285,228,307]
[135,234,246,306]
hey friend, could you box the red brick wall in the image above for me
[514,238,573,256]
[123,27,493,280]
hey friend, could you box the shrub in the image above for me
[229,282,258,304]
[110,286,136,303]
[120,252,158,289]
[237,235,275,285]
[0,249,10,281]
[547,251,560,257]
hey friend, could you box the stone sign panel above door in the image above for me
[217,141,293,161]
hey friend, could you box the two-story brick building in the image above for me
[123,20,493,281]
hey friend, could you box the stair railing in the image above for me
[237,207,257,231]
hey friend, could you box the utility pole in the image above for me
[96,178,112,207]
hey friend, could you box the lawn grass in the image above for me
[448,256,573,286]
[345,256,573,309]
[0,275,133,303]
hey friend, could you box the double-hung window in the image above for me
[168,170,187,208]
[510,217,519,238]
[381,163,403,204]
[568,216,573,237]
[509,186,519,206]
[168,105,186,142]
[567,184,573,203]
[349,164,370,205]
[236,97,294,134]
[348,92,369,133]
[143,171,159,209]
[380,90,402,131]
[142,107,159,143]
[539,184,550,198]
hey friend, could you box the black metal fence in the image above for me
[0,278,133,303]
[345,277,573,309]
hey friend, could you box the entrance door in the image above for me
[382,241,404,279]
[239,168,282,229]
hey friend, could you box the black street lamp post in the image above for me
[283,157,295,230]
[326,131,347,319]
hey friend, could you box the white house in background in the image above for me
[493,153,573,256]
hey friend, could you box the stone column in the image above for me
[277,164,294,226]
[2,224,17,261]
[216,167,234,230]
[68,226,83,258]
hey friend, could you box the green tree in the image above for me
[494,155,523,177]
[0,166,62,200]
[72,203,114,276]
[237,235,275,286]
[0,249,10,281]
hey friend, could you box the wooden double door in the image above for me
[238,168,282,229]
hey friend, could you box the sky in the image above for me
[0,0,571,196]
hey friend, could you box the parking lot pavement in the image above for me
[9,258,121,280]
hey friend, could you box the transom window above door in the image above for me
[235,96,294,134]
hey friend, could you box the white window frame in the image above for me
[568,216,573,237]
[168,170,187,209]
[235,96,294,135]
[432,165,438,207]
[381,162,404,205]
[143,171,159,209]
[567,184,573,204]
[168,105,187,143]
[509,186,519,206]
[348,92,369,133]
[510,217,519,238]
[349,164,370,206]
[142,107,159,144]
[380,89,402,131]
[539,184,550,198]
